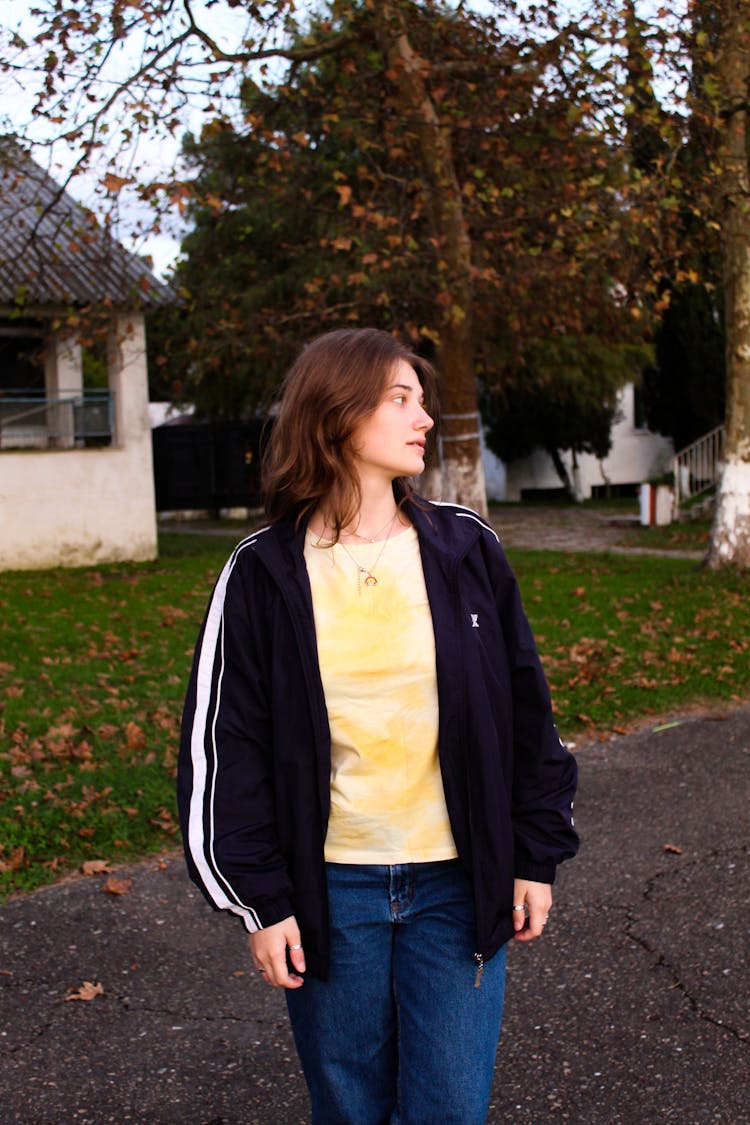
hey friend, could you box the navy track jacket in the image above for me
[178,499,579,979]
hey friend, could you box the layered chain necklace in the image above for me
[335,511,399,593]
[347,512,400,544]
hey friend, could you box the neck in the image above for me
[313,481,404,542]
[354,481,399,534]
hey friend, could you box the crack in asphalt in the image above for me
[624,851,749,1044]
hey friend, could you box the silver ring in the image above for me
[512,905,525,912]
[257,968,267,974]
[289,944,303,950]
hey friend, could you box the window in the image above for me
[0,324,113,449]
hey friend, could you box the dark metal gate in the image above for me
[151,420,265,511]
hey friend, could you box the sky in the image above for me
[0,0,686,279]
[0,0,260,276]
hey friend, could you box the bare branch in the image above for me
[182,0,354,65]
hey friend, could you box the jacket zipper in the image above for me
[473,952,484,988]
[449,550,486,989]
[445,544,488,994]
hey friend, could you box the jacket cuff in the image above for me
[241,896,295,934]
[514,858,557,885]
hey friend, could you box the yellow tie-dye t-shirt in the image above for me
[304,524,458,864]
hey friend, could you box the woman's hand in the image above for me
[249,916,306,988]
[511,879,552,942]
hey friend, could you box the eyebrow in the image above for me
[390,382,424,400]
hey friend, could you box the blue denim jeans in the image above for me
[285,860,507,1125]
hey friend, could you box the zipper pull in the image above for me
[473,952,484,988]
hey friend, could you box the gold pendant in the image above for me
[364,574,378,587]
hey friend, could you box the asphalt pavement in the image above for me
[1,706,748,1124]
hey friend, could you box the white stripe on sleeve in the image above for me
[186,531,270,931]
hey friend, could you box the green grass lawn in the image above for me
[613,518,712,553]
[1,529,748,898]
[510,549,749,732]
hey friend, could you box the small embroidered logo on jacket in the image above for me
[470,614,479,629]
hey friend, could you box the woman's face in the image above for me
[350,359,434,484]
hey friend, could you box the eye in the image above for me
[393,394,406,404]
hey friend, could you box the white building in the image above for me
[484,382,674,502]
[0,145,173,571]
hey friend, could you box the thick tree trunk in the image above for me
[375,2,487,515]
[707,2,750,568]
[548,446,576,498]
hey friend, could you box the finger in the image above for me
[249,940,286,985]
[525,907,546,940]
[266,958,304,989]
[273,922,306,985]
[284,920,306,975]
[264,939,306,989]
[288,940,306,975]
[513,921,536,942]
[511,902,527,933]
[514,901,551,943]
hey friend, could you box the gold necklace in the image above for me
[336,512,399,593]
[347,511,399,544]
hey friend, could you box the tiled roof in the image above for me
[0,144,174,309]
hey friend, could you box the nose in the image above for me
[415,404,433,431]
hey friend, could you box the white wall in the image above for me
[148,401,193,427]
[484,384,674,502]
[480,430,507,500]
[0,314,158,571]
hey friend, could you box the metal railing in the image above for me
[672,424,724,516]
[0,389,114,450]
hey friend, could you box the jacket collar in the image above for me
[406,496,490,562]
[250,494,490,572]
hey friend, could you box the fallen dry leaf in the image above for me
[102,876,132,896]
[663,843,683,855]
[0,846,26,874]
[159,605,189,627]
[81,860,112,876]
[124,721,146,751]
[66,980,104,1002]
[149,806,178,834]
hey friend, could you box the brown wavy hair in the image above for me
[262,328,438,536]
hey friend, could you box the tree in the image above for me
[702,0,750,567]
[1,0,647,515]
[482,336,647,498]
[641,282,725,451]
[587,0,750,566]
[621,0,725,457]
[149,7,639,438]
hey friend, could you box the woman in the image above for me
[178,327,578,1124]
